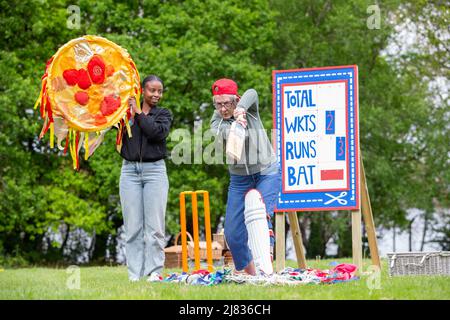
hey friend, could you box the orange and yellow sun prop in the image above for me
[35,35,141,169]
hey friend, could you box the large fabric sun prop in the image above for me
[35,35,141,169]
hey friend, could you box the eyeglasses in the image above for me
[214,101,234,110]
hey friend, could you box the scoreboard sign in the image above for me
[273,65,360,211]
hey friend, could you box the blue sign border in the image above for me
[272,65,360,212]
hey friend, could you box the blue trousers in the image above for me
[119,159,169,280]
[224,165,281,270]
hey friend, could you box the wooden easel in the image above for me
[275,154,381,274]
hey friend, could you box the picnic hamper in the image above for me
[164,232,223,268]
[387,251,450,276]
[164,232,194,268]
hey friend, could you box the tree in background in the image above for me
[269,0,449,257]
[383,1,449,250]
[0,0,277,264]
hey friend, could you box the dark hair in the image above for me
[142,75,164,88]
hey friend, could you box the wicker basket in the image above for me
[387,251,450,276]
[188,240,223,261]
[223,250,234,268]
[164,232,194,269]
[213,233,229,250]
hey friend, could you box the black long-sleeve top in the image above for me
[120,106,173,162]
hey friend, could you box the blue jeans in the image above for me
[119,159,169,280]
[224,164,281,270]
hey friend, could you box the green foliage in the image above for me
[0,0,447,263]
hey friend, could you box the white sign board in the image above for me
[273,66,360,211]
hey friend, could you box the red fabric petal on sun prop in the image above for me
[94,113,107,126]
[87,55,106,84]
[63,69,79,86]
[100,94,121,116]
[77,69,91,89]
[74,91,89,105]
[105,64,115,77]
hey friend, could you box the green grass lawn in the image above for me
[0,258,449,300]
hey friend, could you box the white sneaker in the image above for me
[147,272,162,282]
[129,277,140,282]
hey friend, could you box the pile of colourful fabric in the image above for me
[158,263,359,286]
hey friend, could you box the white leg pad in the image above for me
[244,189,273,275]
